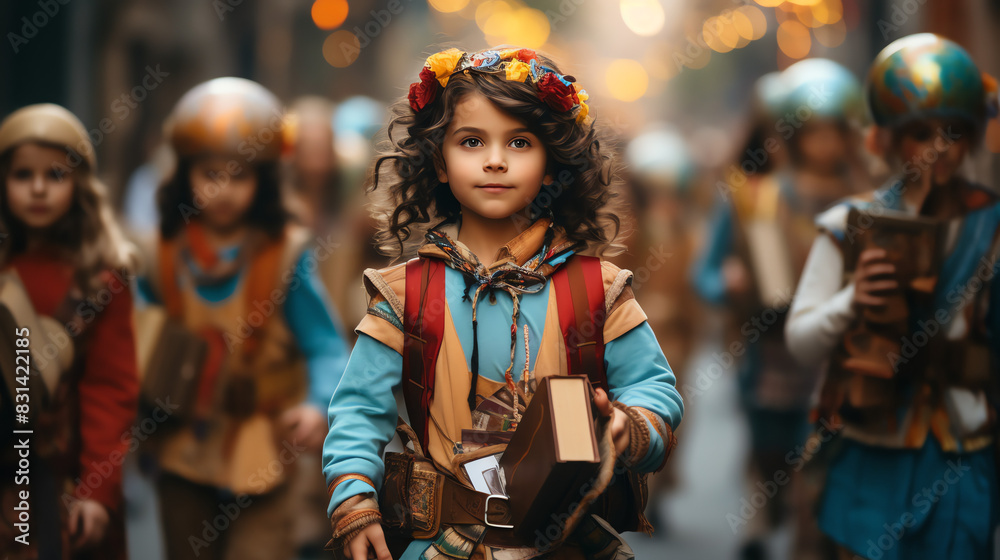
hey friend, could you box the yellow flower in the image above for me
[426,48,464,87]
[505,60,531,83]
[574,87,590,123]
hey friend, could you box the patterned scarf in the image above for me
[423,224,558,410]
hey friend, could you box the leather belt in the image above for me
[439,477,530,548]
[440,476,511,527]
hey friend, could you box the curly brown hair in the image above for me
[368,49,627,260]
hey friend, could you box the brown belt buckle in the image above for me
[485,494,513,529]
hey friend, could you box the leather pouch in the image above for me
[380,420,445,540]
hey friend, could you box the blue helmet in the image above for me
[867,33,986,130]
[626,127,696,195]
[782,58,864,123]
[752,72,789,121]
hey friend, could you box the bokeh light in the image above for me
[606,59,649,102]
[479,4,549,48]
[429,0,470,14]
[621,0,667,37]
[505,8,550,48]
[475,0,509,29]
[777,19,811,59]
[322,30,361,67]
[703,17,733,53]
[311,0,349,30]
[741,5,768,40]
[813,18,847,47]
[815,0,844,25]
[732,8,755,40]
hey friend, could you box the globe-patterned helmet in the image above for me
[866,33,986,130]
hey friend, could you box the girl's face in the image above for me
[189,157,258,232]
[438,91,550,222]
[895,119,971,186]
[797,120,850,174]
[5,143,75,231]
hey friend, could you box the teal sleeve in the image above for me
[283,251,352,410]
[134,276,160,306]
[690,200,734,305]
[322,332,401,516]
[605,321,683,472]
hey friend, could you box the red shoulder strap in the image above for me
[402,258,446,450]
[552,255,608,392]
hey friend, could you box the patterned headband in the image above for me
[408,48,591,124]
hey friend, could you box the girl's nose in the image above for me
[30,173,46,196]
[484,149,507,172]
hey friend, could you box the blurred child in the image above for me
[693,60,867,560]
[141,78,349,560]
[786,34,1000,560]
[0,104,140,559]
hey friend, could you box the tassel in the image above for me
[468,315,480,411]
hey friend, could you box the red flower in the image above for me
[536,72,575,112]
[515,49,538,63]
[409,67,439,112]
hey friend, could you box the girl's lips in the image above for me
[27,205,50,214]
[477,184,514,193]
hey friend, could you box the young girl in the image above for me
[323,47,683,560]
[141,77,350,560]
[0,104,139,559]
[786,34,1000,560]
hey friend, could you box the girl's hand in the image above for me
[593,388,630,456]
[69,499,109,550]
[852,248,898,308]
[280,404,328,451]
[345,523,392,560]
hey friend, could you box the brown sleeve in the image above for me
[355,263,408,354]
[601,260,648,343]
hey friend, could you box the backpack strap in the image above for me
[552,255,608,392]
[402,257,446,450]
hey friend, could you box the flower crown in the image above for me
[408,48,590,124]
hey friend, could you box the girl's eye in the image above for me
[10,168,32,181]
[509,138,531,149]
[48,168,66,182]
[460,138,483,148]
[904,125,934,142]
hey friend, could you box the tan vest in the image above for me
[148,226,311,494]
[356,257,646,483]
